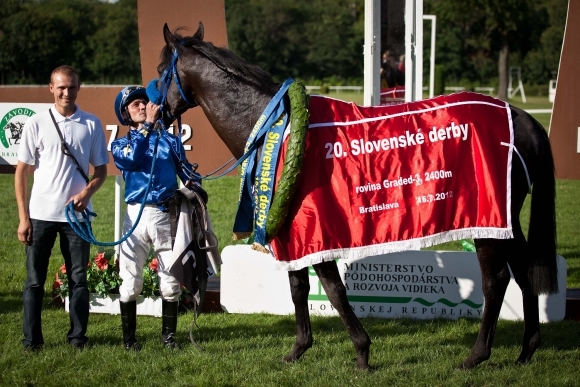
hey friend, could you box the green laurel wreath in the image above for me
[264,81,309,242]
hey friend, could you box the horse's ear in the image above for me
[163,23,177,48]
[192,22,204,41]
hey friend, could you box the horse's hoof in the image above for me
[283,354,298,363]
[355,362,372,371]
[455,361,474,370]
[515,357,532,366]
[516,350,535,365]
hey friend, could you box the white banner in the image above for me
[221,245,567,322]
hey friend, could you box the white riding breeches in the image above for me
[118,203,181,302]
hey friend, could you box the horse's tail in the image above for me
[528,129,558,295]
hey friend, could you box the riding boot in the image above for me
[161,300,179,349]
[120,300,141,351]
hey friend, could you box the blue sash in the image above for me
[233,79,294,246]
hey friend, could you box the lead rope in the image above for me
[65,131,161,246]
[200,157,236,179]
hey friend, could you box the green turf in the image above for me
[1,89,578,385]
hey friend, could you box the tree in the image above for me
[523,0,567,84]
[0,0,566,90]
[0,0,139,85]
[225,0,364,82]
[479,0,540,100]
[0,0,23,84]
[425,0,548,99]
[0,0,98,84]
[86,0,140,84]
[424,0,491,86]
[302,0,364,80]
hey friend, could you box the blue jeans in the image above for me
[22,219,90,347]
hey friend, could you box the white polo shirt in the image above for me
[18,105,109,222]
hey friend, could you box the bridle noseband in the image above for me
[149,48,198,127]
[148,45,237,180]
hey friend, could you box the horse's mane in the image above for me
[159,28,279,93]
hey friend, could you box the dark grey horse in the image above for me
[156,22,558,370]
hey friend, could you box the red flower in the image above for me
[59,263,66,274]
[94,252,108,271]
[149,257,158,272]
[53,278,63,289]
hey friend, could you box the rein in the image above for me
[149,50,247,181]
[65,133,161,246]
[151,48,310,249]
[159,50,197,110]
[147,48,197,129]
[67,49,192,245]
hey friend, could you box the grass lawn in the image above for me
[1,90,578,386]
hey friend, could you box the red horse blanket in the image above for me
[269,92,514,271]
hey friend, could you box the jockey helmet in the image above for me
[114,86,148,125]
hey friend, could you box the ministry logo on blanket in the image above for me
[269,92,514,271]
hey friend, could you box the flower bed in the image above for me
[64,293,162,317]
[53,251,193,315]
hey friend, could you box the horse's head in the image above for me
[152,21,281,130]
[150,22,205,128]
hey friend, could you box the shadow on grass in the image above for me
[4,291,578,362]
[0,291,25,314]
[184,313,580,359]
[362,316,580,352]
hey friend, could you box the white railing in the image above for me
[525,109,553,114]
[305,85,363,93]
[329,86,363,92]
[475,87,495,95]
[444,86,465,92]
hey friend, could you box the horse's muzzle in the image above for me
[160,107,177,128]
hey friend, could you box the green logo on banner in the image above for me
[1,107,35,149]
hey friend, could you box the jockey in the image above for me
[111,86,198,350]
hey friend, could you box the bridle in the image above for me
[148,48,239,180]
[66,48,203,246]
[149,48,198,128]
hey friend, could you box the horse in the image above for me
[154,22,558,370]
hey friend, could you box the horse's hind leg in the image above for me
[313,260,371,370]
[284,267,313,363]
[507,227,541,364]
[458,239,511,369]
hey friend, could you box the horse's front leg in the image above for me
[284,267,313,363]
[313,260,371,370]
[457,239,511,369]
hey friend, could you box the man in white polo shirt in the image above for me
[15,65,109,351]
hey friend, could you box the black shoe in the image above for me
[23,343,43,352]
[120,300,141,351]
[161,300,179,349]
[162,333,179,349]
[70,341,87,350]
[125,340,142,351]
